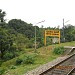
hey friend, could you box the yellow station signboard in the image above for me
[44,30,60,46]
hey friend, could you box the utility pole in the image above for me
[63,18,65,42]
[34,20,45,52]
[63,18,70,42]
[35,25,36,52]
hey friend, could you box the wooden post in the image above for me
[59,30,60,44]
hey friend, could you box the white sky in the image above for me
[0,0,75,28]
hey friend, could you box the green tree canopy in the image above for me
[0,9,6,22]
[61,24,75,42]
[0,27,13,59]
[8,19,35,39]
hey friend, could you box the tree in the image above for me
[0,9,6,22]
[8,19,35,39]
[61,24,75,42]
[0,28,13,59]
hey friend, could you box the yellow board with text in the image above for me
[44,30,60,46]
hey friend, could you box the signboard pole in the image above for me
[59,31,60,44]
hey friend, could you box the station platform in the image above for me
[64,46,75,49]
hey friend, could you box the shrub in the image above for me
[16,58,23,65]
[53,46,65,55]
[10,65,16,69]
[0,68,5,75]
[3,52,14,60]
[26,42,33,48]
[37,42,44,48]
[0,60,3,66]
[23,55,35,64]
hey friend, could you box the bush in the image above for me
[26,42,33,48]
[53,46,65,55]
[37,42,44,48]
[0,68,5,75]
[3,52,14,60]
[16,58,23,65]
[0,60,3,66]
[10,65,16,69]
[23,55,35,64]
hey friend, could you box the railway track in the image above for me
[40,53,75,75]
[67,68,75,75]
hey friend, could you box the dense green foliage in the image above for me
[10,65,16,69]
[8,19,35,39]
[23,55,35,64]
[64,25,75,41]
[16,58,23,65]
[60,24,75,42]
[0,27,15,59]
[0,9,6,22]
[53,46,65,54]
[15,54,36,65]
[0,68,5,75]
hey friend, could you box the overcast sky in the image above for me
[0,0,75,28]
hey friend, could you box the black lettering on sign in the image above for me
[54,31,59,33]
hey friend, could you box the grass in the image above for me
[53,41,75,47]
[1,41,75,75]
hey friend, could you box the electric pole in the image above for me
[34,20,45,52]
[63,18,65,42]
